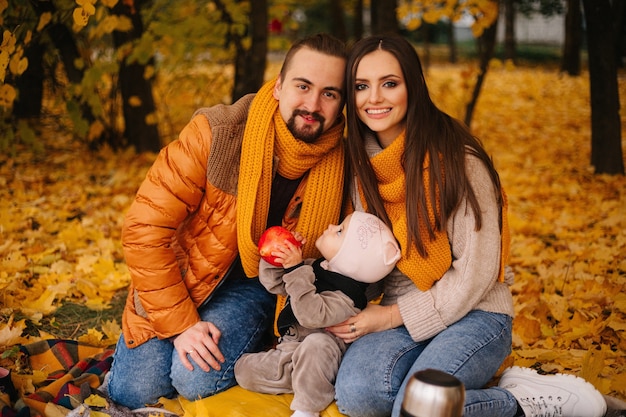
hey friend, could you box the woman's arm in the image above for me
[328,155,508,343]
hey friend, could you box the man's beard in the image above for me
[287,109,326,144]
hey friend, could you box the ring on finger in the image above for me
[188,349,195,354]
[350,323,356,333]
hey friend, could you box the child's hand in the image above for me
[272,235,305,269]
[292,231,306,246]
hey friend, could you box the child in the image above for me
[234,211,401,417]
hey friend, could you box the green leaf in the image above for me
[66,99,90,138]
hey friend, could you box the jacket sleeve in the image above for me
[122,115,212,339]
[282,264,360,329]
[258,259,288,295]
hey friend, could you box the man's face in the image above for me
[273,47,345,143]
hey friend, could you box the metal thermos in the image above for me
[400,369,465,417]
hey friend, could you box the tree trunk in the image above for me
[353,0,364,39]
[13,43,45,118]
[48,22,101,140]
[19,0,101,139]
[503,0,516,62]
[581,0,624,174]
[371,0,399,35]
[329,0,347,42]
[464,10,499,128]
[447,20,457,64]
[232,0,267,101]
[112,0,161,153]
[612,0,626,68]
[561,0,582,75]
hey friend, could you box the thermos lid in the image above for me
[401,369,465,417]
[414,369,463,387]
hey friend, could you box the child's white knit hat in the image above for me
[327,211,401,283]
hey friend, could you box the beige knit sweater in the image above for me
[361,138,515,343]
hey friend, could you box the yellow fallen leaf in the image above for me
[513,314,542,345]
[78,328,104,346]
[611,373,626,397]
[101,319,122,341]
[0,317,27,345]
[613,293,626,312]
[580,348,606,388]
[84,393,109,407]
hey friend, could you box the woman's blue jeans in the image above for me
[335,310,519,417]
[106,275,275,409]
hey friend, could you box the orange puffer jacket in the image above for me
[120,94,307,348]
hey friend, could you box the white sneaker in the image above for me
[499,366,607,417]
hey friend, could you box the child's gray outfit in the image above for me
[234,258,366,413]
[234,211,401,414]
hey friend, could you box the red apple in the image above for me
[258,226,302,267]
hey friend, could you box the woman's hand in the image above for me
[326,303,401,343]
[173,321,225,372]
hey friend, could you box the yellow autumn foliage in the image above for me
[0,63,624,401]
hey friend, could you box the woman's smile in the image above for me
[366,107,392,116]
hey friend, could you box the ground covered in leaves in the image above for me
[0,63,625,402]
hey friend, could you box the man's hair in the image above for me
[278,33,346,81]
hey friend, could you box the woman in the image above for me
[327,34,606,417]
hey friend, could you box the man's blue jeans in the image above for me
[335,310,519,417]
[107,275,275,409]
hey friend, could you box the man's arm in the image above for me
[123,114,213,338]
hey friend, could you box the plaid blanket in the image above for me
[2,340,181,417]
[1,340,113,417]
[1,339,344,417]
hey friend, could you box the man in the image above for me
[106,33,347,409]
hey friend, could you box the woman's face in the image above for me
[354,49,408,148]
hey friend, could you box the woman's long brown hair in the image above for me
[344,34,503,258]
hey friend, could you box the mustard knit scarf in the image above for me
[237,79,345,277]
[366,132,451,291]
[366,132,510,290]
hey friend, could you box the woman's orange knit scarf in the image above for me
[365,132,510,290]
[237,79,345,278]
[367,132,452,291]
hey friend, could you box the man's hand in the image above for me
[173,321,225,372]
